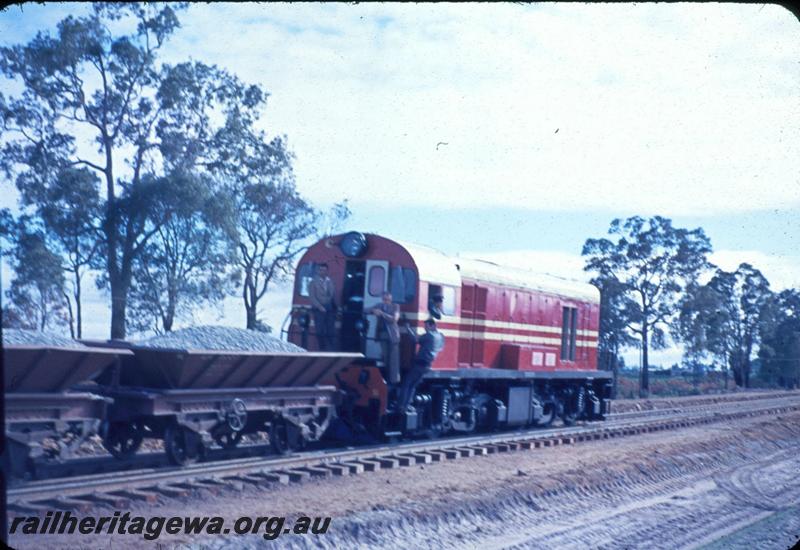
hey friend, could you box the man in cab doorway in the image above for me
[371,291,401,384]
[309,263,337,351]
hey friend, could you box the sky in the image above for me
[1,3,799,368]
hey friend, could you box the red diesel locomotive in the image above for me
[287,232,611,438]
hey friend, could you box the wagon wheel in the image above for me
[270,417,304,455]
[214,430,244,450]
[102,420,144,460]
[269,418,291,455]
[164,424,204,466]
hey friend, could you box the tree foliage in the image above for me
[592,275,638,397]
[127,172,238,334]
[758,289,800,388]
[0,3,303,338]
[675,263,772,388]
[234,178,318,330]
[36,167,104,337]
[583,216,712,397]
[2,220,68,331]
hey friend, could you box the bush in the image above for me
[615,372,735,398]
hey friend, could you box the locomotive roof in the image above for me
[389,236,599,303]
[394,239,462,287]
[455,257,600,303]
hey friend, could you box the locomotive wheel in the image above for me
[473,394,499,431]
[535,402,556,427]
[164,424,204,466]
[214,430,244,450]
[561,399,579,426]
[102,420,144,460]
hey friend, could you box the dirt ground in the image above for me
[610,388,800,413]
[8,408,800,550]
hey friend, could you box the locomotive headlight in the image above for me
[339,231,368,258]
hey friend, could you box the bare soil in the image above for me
[9,407,800,549]
[610,388,800,413]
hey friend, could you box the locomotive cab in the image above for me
[291,232,421,368]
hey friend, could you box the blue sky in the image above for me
[1,3,799,367]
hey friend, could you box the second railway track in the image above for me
[8,391,800,515]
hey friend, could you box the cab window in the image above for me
[368,265,386,296]
[429,284,456,315]
[390,267,417,304]
[297,263,314,297]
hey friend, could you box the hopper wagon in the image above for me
[87,341,362,465]
[2,341,128,478]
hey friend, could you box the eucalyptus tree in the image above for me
[1,3,290,338]
[3,221,68,331]
[583,216,712,397]
[35,167,104,338]
[758,289,800,388]
[592,275,638,397]
[676,264,773,388]
[127,172,238,334]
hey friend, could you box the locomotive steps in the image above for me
[8,392,800,515]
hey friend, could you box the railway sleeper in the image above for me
[108,489,159,503]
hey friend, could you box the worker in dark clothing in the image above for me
[395,318,445,411]
[428,293,444,320]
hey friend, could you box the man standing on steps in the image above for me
[396,318,445,411]
[372,291,401,384]
[309,263,337,351]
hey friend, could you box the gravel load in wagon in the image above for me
[126,326,362,390]
[3,329,131,393]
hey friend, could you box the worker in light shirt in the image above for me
[308,263,336,351]
[371,291,401,384]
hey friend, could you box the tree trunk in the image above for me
[243,274,258,329]
[163,305,174,332]
[246,305,257,330]
[74,271,82,339]
[731,354,744,387]
[103,135,125,339]
[110,278,127,340]
[743,335,754,389]
[640,324,650,398]
[63,291,75,339]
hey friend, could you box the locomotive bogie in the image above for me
[391,374,609,438]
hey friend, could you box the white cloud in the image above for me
[160,3,800,216]
[2,3,799,342]
[709,250,800,291]
[2,3,798,216]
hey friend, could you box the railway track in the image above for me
[8,392,800,515]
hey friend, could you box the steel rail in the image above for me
[8,393,800,513]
